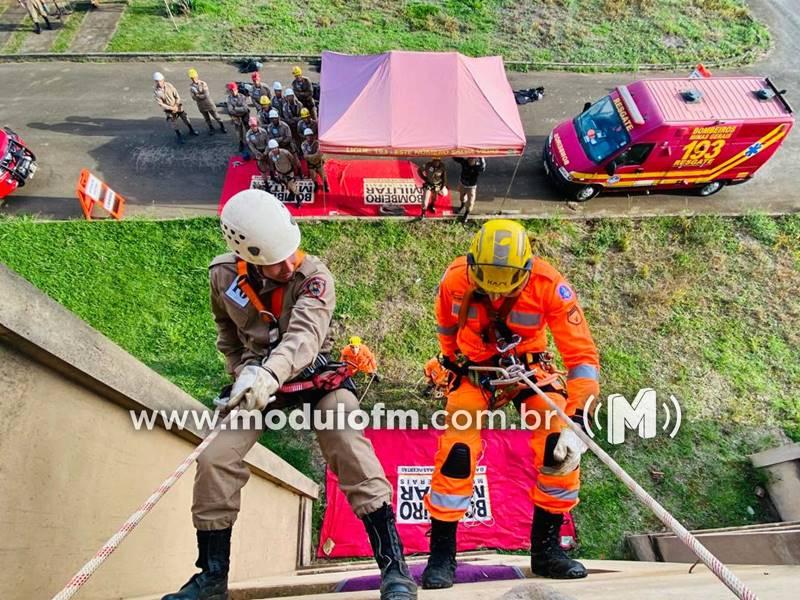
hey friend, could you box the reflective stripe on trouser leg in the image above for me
[192,412,265,530]
[315,388,393,518]
[424,380,487,521]
[523,389,581,513]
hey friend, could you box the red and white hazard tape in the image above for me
[51,411,234,600]
[514,372,759,600]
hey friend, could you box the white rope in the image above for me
[51,410,234,600]
[512,372,758,600]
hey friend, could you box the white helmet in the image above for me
[220,190,300,265]
[268,109,279,118]
[268,139,279,149]
[303,128,314,136]
[273,81,282,91]
[153,71,165,81]
[285,88,294,96]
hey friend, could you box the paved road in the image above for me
[0,0,797,220]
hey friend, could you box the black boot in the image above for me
[44,16,52,30]
[219,122,227,134]
[34,22,41,34]
[189,125,200,137]
[208,126,215,136]
[530,506,587,579]
[162,528,231,600]
[421,518,457,589]
[175,130,184,145]
[362,504,417,600]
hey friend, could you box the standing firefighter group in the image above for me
[153,67,490,219]
[152,66,327,206]
[162,190,600,600]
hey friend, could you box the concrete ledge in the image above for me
[628,521,800,565]
[750,443,800,521]
[0,263,318,500]
[750,443,800,468]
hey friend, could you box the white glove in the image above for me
[226,365,279,412]
[548,428,588,475]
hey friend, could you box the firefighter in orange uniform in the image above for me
[423,356,452,397]
[340,336,380,380]
[421,219,600,588]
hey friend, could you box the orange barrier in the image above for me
[75,169,126,221]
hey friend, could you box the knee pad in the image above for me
[441,443,471,479]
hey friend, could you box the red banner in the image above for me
[318,429,577,558]
[219,157,456,218]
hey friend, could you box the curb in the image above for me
[0,49,768,72]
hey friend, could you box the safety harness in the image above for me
[235,258,285,326]
[451,287,565,408]
[234,254,351,394]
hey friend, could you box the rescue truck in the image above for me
[543,76,794,201]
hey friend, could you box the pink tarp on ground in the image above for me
[318,429,577,559]
[319,51,526,157]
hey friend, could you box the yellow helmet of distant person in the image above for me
[293,66,303,76]
[187,68,198,79]
[349,336,362,346]
[467,220,533,296]
[300,107,310,118]
[259,95,271,106]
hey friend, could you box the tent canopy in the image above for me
[318,50,526,157]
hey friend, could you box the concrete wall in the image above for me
[0,265,318,599]
[750,443,800,522]
[627,521,800,565]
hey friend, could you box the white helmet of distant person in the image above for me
[268,109,279,118]
[153,71,165,81]
[285,88,294,96]
[273,81,282,91]
[268,139,279,149]
[303,128,314,136]
[220,190,300,265]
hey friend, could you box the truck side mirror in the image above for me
[583,101,591,112]
[605,160,617,176]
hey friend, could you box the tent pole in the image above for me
[501,152,525,212]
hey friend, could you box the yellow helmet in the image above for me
[300,107,310,118]
[187,68,198,78]
[292,66,302,76]
[349,336,362,346]
[467,220,533,295]
[259,95,271,106]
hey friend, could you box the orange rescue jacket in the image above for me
[340,343,378,376]
[435,256,600,414]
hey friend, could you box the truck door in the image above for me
[606,143,665,189]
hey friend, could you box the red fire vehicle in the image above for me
[544,76,794,201]
[0,127,38,200]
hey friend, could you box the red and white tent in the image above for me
[318,50,526,157]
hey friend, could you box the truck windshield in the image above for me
[574,96,631,163]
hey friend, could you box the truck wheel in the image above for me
[572,185,599,202]
[697,181,726,197]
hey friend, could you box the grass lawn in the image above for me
[1,215,798,558]
[107,0,769,68]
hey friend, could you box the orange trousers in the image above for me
[423,380,581,522]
